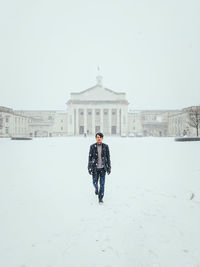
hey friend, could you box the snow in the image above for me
[0,136,200,267]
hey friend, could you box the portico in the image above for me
[66,76,129,136]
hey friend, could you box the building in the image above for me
[0,106,29,138]
[1,77,199,138]
[66,75,129,136]
[14,110,67,137]
[168,106,199,137]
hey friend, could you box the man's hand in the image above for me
[88,169,93,175]
[107,168,111,175]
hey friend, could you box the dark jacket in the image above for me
[88,142,111,173]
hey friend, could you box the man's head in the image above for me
[95,132,103,144]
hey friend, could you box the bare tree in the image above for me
[187,106,200,136]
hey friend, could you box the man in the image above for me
[88,132,111,203]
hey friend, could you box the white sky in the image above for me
[0,0,200,111]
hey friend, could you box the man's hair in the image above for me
[96,132,104,138]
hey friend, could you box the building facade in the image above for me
[66,76,129,136]
[0,106,29,138]
[1,77,199,138]
[15,110,67,137]
[168,107,198,137]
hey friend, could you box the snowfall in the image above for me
[0,136,200,267]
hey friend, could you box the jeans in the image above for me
[92,168,106,199]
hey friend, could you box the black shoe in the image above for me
[95,189,98,195]
[99,198,103,203]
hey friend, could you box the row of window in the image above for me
[15,128,28,133]
[0,116,10,123]
[0,117,29,125]
[48,116,64,123]
[141,115,162,121]
[0,126,27,134]
[15,117,28,123]
[79,111,116,115]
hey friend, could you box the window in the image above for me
[48,116,53,120]
[6,116,9,123]
[61,127,63,131]
[157,116,162,122]
[6,127,9,134]
[112,112,116,115]
[0,117,3,129]
[96,112,99,115]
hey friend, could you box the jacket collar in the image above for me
[94,142,104,152]
[95,142,103,146]
[94,142,104,157]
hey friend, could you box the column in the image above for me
[117,108,120,135]
[120,108,123,135]
[76,108,79,135]
[125,108,128,135]
[68,107,75,136]
[67,109,70,136]
[92,109,95,134]
[67,107,74,136]
[100,108,104,133]
[121,108,128,135]
[109,108,112,135]
[84,108,87,134]
[72,108,75,135]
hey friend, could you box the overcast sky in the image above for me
[0,0,200,111]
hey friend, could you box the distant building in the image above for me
[66,76,129,136]
[0,106,29,138]
[14,110,67,137]
[1,77,199,138]
[168,106,199,137]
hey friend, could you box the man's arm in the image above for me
[88,145,93,171]
[106,145,111,170]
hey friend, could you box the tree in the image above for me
[187,106,200,136]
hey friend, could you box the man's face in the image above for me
[96,135,103,144]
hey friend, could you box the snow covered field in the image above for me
[0,136,200,267]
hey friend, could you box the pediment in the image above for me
[71,85,125,101]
